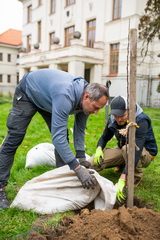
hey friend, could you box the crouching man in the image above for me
[89,96,158,203]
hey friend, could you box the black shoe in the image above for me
[0,187,9,210]
[134,177,143,187]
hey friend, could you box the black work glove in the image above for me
[78,158,91,169]
[74,166,97,189]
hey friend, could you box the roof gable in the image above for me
[0,29,22,46]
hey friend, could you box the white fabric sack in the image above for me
[25,143,56,168]
[25,143,91,168]
[11,165,116,214]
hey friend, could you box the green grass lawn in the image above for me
[0,102,160,239]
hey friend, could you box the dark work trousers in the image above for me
[0,84,68,188]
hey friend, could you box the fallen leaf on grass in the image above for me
[14,186,20,191]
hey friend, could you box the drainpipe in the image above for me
[146,74,152,107]
[146,42,154,107]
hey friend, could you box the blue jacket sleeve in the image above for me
[51,94,87,169]
[74,112,88,157]
[97,121,114,149]
[134,119,149,166]
[123,119,149,174]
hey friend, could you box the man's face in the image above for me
[82,93,107,115]
[114,110,129,126]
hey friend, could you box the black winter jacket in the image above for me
[97,105,158,172]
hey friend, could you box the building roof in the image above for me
[0,29,22,46]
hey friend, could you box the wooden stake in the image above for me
[127,29,137,208]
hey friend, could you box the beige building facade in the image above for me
[18,0,160,107]
[0,29,22,95]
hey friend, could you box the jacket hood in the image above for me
[72,77,88,107]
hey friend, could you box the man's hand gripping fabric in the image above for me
[78,158,91,168]
[74,166,97,189]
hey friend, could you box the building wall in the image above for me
[0,45,19,95]
[19,0,160,107]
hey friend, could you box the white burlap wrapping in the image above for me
[25,143,91,168]
[25,143,56,168]
[11,165,117,214]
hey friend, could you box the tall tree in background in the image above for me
[138,0,160,59]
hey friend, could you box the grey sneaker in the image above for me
[0,187,9,210]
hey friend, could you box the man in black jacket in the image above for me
[89,96,158,202]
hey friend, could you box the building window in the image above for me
[7,75,11,83]
[0,74,2,82]
[0,53,3,61]
[112,0,122,20]
[65,26,74,47]
[50,0,56,14]
[49,32,55,49]
[87,19,96,48]
[27,34,32,52]
[38,0,42,6]
[16,54,20,65]
[66,0,75,6]
[27,5,32,23]
[38,21,42,43]
[110,43,119,74]
[8,54,11,62]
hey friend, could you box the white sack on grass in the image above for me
[11,165,116,214]
[25,143,56,168]
[25,143,91,168]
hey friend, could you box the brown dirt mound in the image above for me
[25,205,160,240]
[55,206,160,240]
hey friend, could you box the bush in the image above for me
[0,92,13,104]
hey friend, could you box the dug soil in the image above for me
[24,203,160,240]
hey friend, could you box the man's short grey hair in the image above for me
[84,83,109,101]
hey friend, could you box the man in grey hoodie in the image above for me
[89,96,158,203]
[0,69,109,209]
